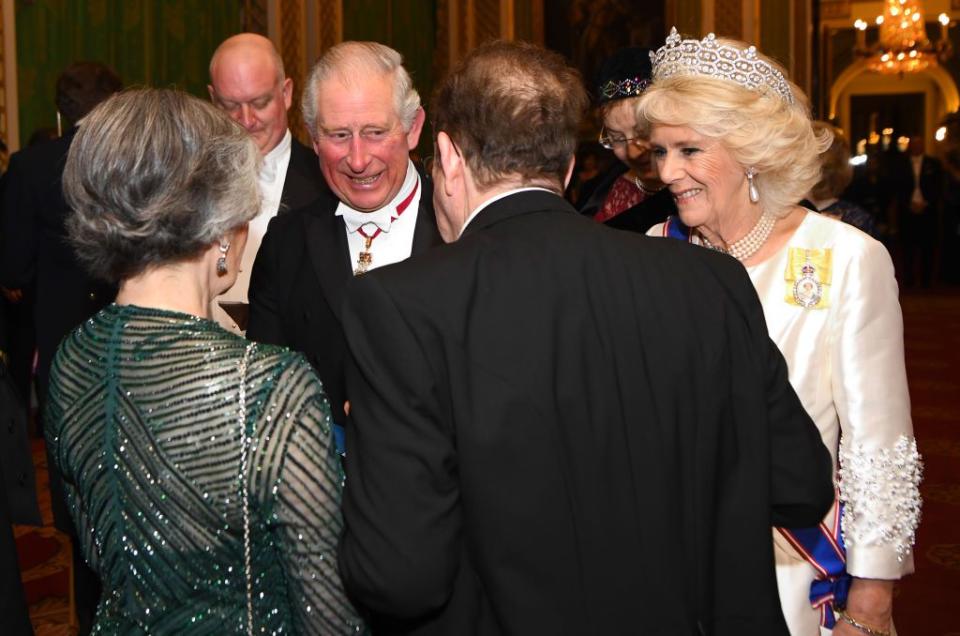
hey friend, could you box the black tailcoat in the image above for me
[280,137,326,211]
[339,190,833,636]
[0,129,115,400]
[247,175,441,426]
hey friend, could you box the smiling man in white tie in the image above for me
[246,41,442,434]
[207,33,325,333]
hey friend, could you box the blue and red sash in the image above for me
[659,215,696,242]
[777,497,850,628]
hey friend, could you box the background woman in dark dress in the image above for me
[575,47,675,233]
[806,121,880,240]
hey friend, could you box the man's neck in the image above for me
[466,179,558,215]
[458,181,559,238]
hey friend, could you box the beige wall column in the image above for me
[668,0,702,36]
[261,0,343,141]
[1,0,18,158]
[438,0,542,83]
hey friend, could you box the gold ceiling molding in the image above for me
[822,1,852,21]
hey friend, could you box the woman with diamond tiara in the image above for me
[639,29,921,636]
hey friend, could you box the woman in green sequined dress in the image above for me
[45,88,363,634]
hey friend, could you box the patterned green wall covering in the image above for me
[15,0,242,147]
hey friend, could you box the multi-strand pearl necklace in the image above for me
[700,211,776,262]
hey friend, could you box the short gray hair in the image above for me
[301,41,420,140]
[63,88,261,283]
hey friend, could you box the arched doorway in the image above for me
[829,59,959,151]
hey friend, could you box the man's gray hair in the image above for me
[63,88,261,283]
[301,41,421,139]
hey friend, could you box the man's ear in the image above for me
[436,131,462,197]
[281,77,293,111]
[406,107,427,150]
[207,85,216,103]
[562,155,576,190]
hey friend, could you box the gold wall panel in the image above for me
[714,0,743,38]
[316,0,341,54]
[244,0,269,34]
[821,0,851,20]
[0,1,6,169]
[713,0,743,40]
[668,0,701,36]
[474,0,500,45]
[279,0,307,141]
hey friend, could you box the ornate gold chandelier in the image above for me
[854,0,953,74]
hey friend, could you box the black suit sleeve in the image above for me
[247,215,288,346]
[723,259,834,527]
[339,272,460,621]
[0,153,37,288]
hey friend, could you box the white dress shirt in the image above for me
[337,160,421,274]
[212,129,293,333]
[910,154,925,206]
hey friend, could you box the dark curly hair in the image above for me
[55,62,122,123]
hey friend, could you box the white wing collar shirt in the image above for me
[337,159,421,275]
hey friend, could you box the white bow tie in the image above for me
[341,208,394,234]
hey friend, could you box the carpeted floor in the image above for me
[894,287,960,636]
[14,439,73,636]
[13,287,960,635]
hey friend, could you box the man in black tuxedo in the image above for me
[247,42,441,432]
[338,41,834,635]
[889,135,944,287]
[207,33,326,332]
[0,61,122,636]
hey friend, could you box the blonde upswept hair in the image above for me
[636,37,831,218]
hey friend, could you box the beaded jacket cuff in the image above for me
[838,435,922,561]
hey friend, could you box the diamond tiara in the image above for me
[649,27,794,105]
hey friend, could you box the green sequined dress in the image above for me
[45,304,364,634]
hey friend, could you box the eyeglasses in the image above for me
[598,128,644,150]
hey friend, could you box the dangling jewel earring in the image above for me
[216,240,230,275]
[746,167,760,204]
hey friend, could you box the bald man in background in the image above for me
[207,33,325,332]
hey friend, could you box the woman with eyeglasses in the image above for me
[575,47,675,232]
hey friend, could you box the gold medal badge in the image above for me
[784,248,832,309]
